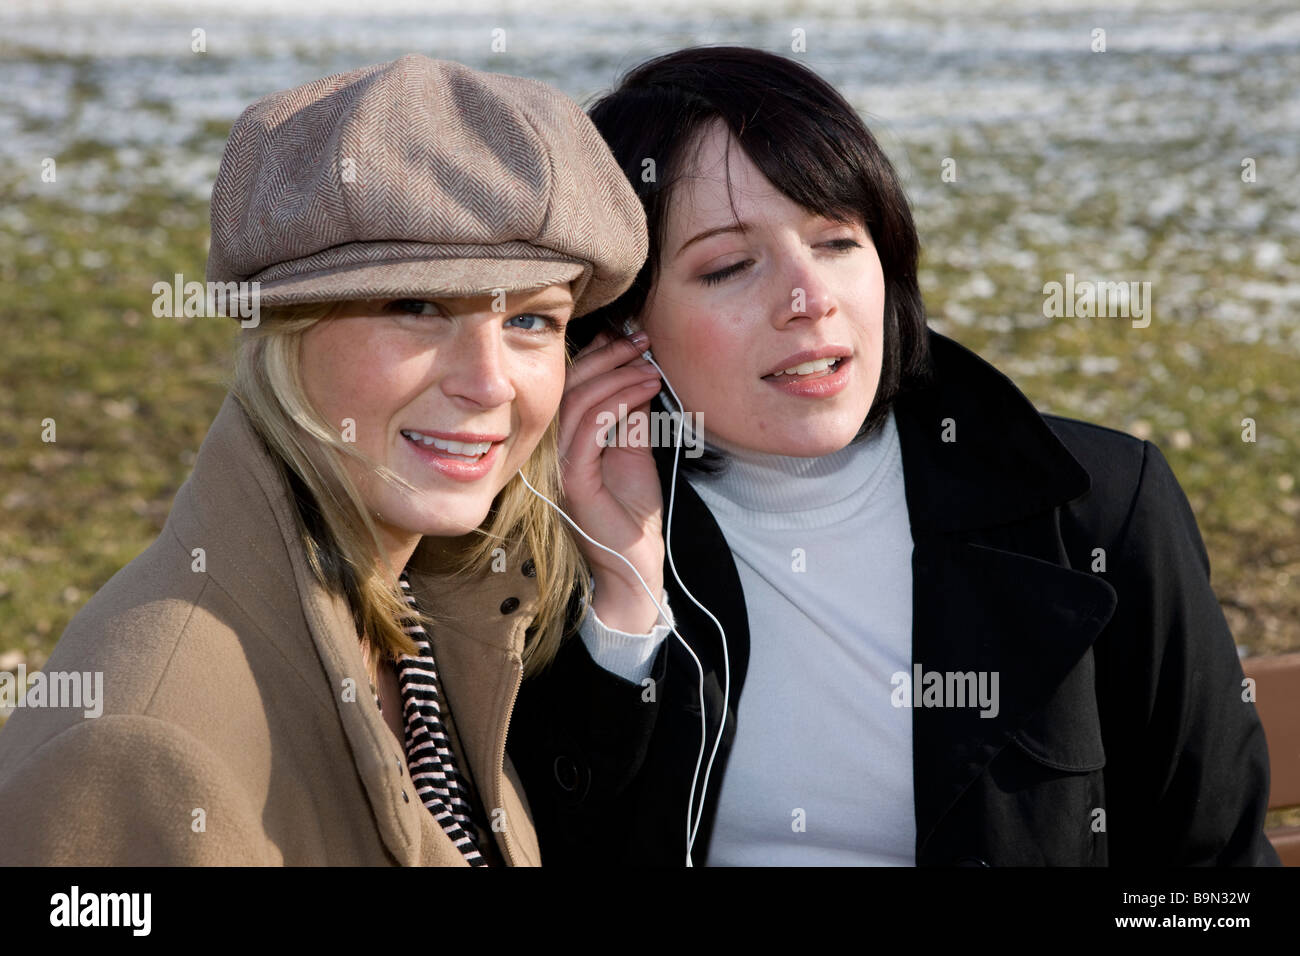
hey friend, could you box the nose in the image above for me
[771,249,836,329]
[438,319,516,409]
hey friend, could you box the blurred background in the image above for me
[1,0,1297,690]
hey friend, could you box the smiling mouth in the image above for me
[762,357,845,380]
[400,429,496,460]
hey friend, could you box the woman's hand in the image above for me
[557,328,667,634]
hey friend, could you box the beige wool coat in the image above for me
[0,394,545,865]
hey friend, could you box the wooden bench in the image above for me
[1241,652,1300,866]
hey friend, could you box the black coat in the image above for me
[509,330,1280,866]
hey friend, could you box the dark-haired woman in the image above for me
[509,46,1279,866]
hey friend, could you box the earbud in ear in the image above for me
[621,318,653,362]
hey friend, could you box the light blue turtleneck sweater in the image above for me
[581,409,916,866]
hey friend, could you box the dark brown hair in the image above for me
[576,45,932,466]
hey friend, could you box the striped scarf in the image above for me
[386,571,489,866]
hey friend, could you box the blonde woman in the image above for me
[0,55,651,865]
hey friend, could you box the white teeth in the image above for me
[402,431,492,457]
[772,357,838,377]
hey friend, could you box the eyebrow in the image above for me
[673,222,750,259]
[514,292,574,311]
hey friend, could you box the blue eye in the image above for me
[505,313,560,332]
[388,299,441,316]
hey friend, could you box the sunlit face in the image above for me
[298,285,573,552]
[638,120,886,458]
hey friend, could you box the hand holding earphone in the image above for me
[518,321,733,867]
[550,321,666,634]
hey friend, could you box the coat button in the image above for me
[521,558,536,578]
[500,597,520,614]
[401,790,410,803]
[553,755,579,792]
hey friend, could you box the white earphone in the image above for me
[515,319,730,866]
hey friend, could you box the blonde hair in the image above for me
[231,302,589,678]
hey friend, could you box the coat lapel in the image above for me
[907,538,1116,857]
[178,395,428,865]
[404,541,543,867]
[896,332,1117,858]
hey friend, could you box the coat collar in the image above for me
[168,394,541,866]
[405,537,543,866]
[893,330,1092,534]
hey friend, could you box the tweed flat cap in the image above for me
[206,54,647,317]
